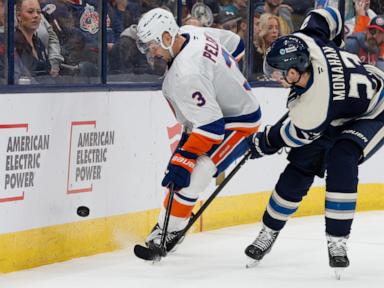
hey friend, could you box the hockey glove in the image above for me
[162,149,198,191]
[247,127,281,159]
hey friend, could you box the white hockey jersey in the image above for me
[162,31,261,155]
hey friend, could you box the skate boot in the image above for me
[245,225,279,268]
[327,234,350,280]
[145,223,185,253]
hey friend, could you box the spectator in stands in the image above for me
[253,7,263,39]
[0,0,34,84]
[108,0,140,41]
[223,0,246,15]
[346,15,384,70]
[235,9,247,41]
[263,0,293,34]
[41,0,113,81]
[108,0,128,42]
[214,10,242,34]
[108,24,165,80]
[141,0,164,14]
[37,14,64,77]
[345,0,377,36]
[252,13,287,79]
[370,0,383,14]
[15,0,54,83]
[283,0,314,30]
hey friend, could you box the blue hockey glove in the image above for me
[162,149,198,191]
[247,127,281,159]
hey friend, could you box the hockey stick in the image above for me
[166,149,251,252]
[134,183,176,261]
[134,112,289,261]
[134,151,251,261]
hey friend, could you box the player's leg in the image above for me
[325,117,384,270]
[147,155,217,251]
[325,140,360,270]
[245,137,331,262]
[245,163,315,261]
[147,129,250,251]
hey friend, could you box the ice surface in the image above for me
[1,211,383,288]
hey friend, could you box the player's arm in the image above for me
[248,114,325,159]
[268,120,322,148]
[300,7,343,46]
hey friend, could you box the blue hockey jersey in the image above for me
[270,7,384,148]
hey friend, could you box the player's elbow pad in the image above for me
[304,7,343,41]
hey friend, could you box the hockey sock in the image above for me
[263,164,314,231]
[325,140,361,237]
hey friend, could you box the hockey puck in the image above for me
[77,206,90,217]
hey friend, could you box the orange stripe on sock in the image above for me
[164,192,195,218]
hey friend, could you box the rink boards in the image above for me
[0,88,383,273]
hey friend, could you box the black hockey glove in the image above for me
[247,127,281,159]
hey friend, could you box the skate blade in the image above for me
[334,268,345,280]
[246,259,260,269]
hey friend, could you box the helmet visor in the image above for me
[263,57,286,81]
[136,39,161,55]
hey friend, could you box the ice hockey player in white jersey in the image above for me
[136,8,261,256]
[245,7,384,279]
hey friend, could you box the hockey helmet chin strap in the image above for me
[283,67,304,87]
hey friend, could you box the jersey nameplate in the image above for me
[322,46,346,101]
[203,35,219,63]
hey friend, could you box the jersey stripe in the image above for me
[183,132,223,155]
[232,39,245,60]
[280,121,307,147]
[210,130,245,166]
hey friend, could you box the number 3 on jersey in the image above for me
[192,91,206,107]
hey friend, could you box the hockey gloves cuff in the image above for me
[248,126,281,159]
[161,149,198,191]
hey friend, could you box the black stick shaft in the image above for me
[180,151,251,236]
[160,184,175,252]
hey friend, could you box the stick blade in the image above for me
[134,244,163,261]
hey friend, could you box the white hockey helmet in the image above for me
[136,8,179,58]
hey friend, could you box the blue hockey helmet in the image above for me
[264,35,310,79]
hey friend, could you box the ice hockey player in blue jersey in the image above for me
[244,6,384,279]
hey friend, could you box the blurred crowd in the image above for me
[0,0,383,85]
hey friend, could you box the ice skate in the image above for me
[327,234,349,280]
[245,225,279,268]
[145,223,185,254]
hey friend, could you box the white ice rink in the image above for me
[1,211,383,288]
